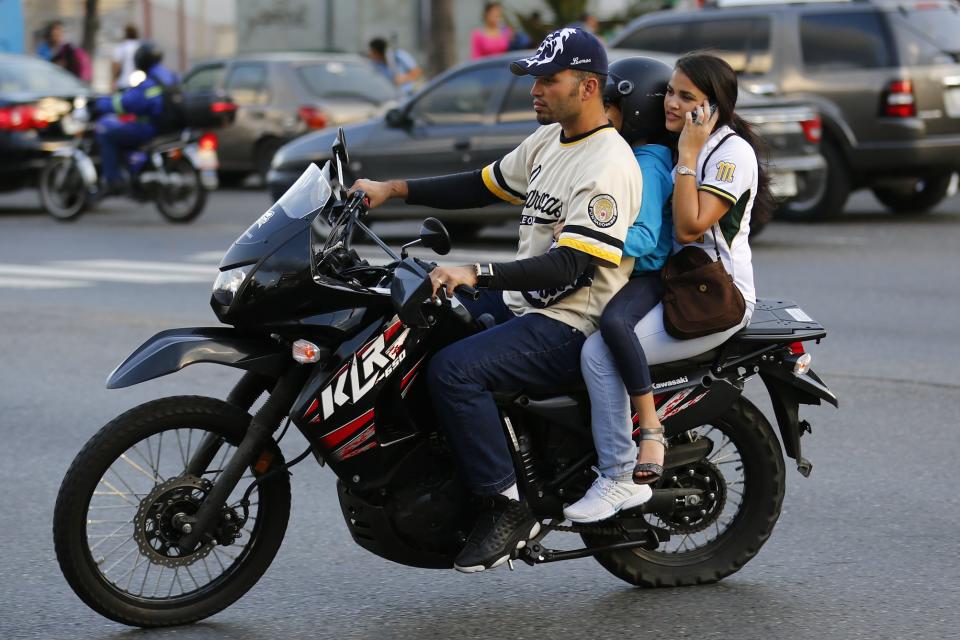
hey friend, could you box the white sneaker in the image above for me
[563,468,653,523]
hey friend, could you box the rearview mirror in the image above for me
[419,217,451,255]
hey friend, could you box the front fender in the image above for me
[52,146,98,187]
[106,327,289,389]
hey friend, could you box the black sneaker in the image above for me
[454,495,541,573]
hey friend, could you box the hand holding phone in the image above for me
[693,102,718,126]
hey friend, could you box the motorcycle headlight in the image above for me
[212,266,249,305]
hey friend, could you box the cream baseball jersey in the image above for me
[481,122,643,334]
[675,125,758,308]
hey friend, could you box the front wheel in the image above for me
[155,158,207,223]
[39,156,91,221]
[583,397,785,587]
[53,396,290,627]
[872,172,953,214]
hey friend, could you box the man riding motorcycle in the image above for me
[92,41,180,196]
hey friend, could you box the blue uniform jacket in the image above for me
[624,144,674,274]
[95,63,179,130]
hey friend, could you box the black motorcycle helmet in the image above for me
[603,56,673,146]
[134,41,163,72]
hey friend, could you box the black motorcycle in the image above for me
[53,130,838,627]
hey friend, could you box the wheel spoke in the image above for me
[104,544,138,576]
[89,522,132,552]
[96,478,139,506]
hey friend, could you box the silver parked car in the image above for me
[182,52,399,184]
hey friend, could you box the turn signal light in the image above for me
[292,339,323,364]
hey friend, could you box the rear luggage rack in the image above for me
[734,299,826,343]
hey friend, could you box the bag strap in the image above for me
[700,132,736,262]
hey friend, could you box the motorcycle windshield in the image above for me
[235,163,333,245]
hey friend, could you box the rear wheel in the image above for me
[872,172,953,214]
[155,158,207,223]
[583,398,785,587]
[53,396,290,627]
[39,156,90,221]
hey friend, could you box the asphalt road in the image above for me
[1,186,958,640]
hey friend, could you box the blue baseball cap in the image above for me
[510,28,608,77]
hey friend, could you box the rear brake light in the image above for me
[0,105,49,131]
[199,133,218,151]
[298,106,329,130]
[800,114,822,143]
[883,80,915,118]
[210,101,236,113]
[789,342,805,355]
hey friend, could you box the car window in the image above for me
[888,5,960,65]
[183,64,225,92]
[498,75,536,123]
[616,18,772,75]
[0,57,86,94]
[800,11,895,70]
[296,61,397,103]
[616,22,690,54]
[225,63,269,105]
[410,65,503,125]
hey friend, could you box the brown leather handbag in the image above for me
[660,228,745,340]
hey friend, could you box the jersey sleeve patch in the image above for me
[587,194,618,228]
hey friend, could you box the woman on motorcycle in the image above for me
[565,52,775,523]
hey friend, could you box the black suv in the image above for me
[613,0,960,219]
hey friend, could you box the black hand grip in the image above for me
[455,285,480,301]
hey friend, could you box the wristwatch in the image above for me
[676,165,696,177]
[474,263,494,288]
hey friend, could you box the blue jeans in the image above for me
[95,115,155,183]
[427,291,586,496]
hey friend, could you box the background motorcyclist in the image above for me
[92,41,179,195]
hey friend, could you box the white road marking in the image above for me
[0,275,91,289]
[53,260,216,275]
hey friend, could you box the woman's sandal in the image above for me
[634,426,667,485]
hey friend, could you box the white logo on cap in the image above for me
[571,57,591,65]
[519,28,577,67]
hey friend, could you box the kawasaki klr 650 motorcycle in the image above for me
[54,130,838,627]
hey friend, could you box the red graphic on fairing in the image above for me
[631,389,709,437]
[303,316,412,461]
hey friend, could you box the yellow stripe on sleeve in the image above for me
[557,237,621,268]
[144,86,164,99]
[481,164,524,205]
[112,93,125,114]
[698,184,737,205]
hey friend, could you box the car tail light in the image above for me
[800,114,822,143]
[883,80,916,118]
[199,133,218,151]
[298,106,329,129]
[210,101,236,113]
[0,105,49,131]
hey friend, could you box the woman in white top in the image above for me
[567,52,776,521]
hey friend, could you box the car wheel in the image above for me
[777,139,848,221]
[871,172,953,215]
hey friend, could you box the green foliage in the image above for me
[509,0,671,45]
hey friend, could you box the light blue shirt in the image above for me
[624,143,674,274]
[372,48,418,97]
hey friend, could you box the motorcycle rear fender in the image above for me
[51,147,98,187]
[759,365,838,476]
[106,327,290,389]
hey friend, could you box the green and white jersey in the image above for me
[482,122,643,335]
[675,125,757,307]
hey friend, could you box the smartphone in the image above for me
[693,103,718,125]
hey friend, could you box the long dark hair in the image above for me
[674,52,775,226]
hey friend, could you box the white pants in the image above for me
[580,302,753,480]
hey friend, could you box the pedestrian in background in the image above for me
[368,37,422,99]
[471,2,511,59]
[112,24,141,90]
[35,20,63,61]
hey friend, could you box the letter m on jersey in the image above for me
[715,161,736,183]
